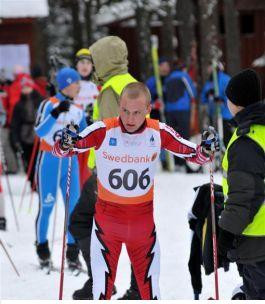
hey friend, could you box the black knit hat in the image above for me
[225,69,262,107]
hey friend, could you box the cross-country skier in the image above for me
[70,36,138,300]
[200,62,232,147]
[53,82,219,299]
[74,48,99,189]
[34,67,87,270]
[218,69,265,300]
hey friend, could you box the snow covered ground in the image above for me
[0,170,241,300]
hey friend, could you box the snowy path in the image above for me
[0,171,240,300]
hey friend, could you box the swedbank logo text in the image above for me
[102,151,157,163]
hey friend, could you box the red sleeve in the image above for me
[160,122,209,165]
[52,121,106,157]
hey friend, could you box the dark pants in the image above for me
[242,260,265,299]
[166,110,190,166]
[222,120,233,148]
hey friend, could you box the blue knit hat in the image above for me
[56,67,81,90]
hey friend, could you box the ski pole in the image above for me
[47,156,63,275]
[0,129,19,231]
[151,35,174,172]
[0,238,20,277]
[27,180,36,214]
[59,155,72,300]
[19,136,39,212]
[209,154,219,300]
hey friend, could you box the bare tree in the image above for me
[176,0,196,66]
[68,0,83,55]
[197,0,220,84]
[135,0,152,81]
[160,0,176,65]
[223,0,241,75]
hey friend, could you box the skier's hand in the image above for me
[201,126,220,155]
[51,100,71,119]
[60,123,80,150]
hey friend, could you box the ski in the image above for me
[31,263,86,276]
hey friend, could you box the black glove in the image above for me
[51,100,70,119]
[218,228,235,258]
[201,126,220,155]
[60,123,80,150]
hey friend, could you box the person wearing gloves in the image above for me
[218,69,265,300]
[53,82,219,300]
[34,67,87,270]
[70,36,138,300]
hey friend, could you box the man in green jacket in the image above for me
[70,36,140,300]
[218,69,265,299]
[89,36,137,119]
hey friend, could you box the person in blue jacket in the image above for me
[164,63,197,171]
[146,57,171,120]
[34,67,87,270]
[200,63,233,147]
[146,57,171,171]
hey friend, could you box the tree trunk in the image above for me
[135,1,152,81]
[176,0,196,66]
[223,0,241,75]
[197,0,220,84]
[84,0,98,46]
[70,0,83,55]
[161,0,176,65]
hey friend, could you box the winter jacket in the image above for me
[10,91,42,148]
[200,71,232,120]
[89,36,130,119]
[219,101,265,264]
[164,69,197,112]
[188,183,229,296]
[146,75,168,104]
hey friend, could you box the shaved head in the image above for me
[121,82,151,106]
[119,82,151,133]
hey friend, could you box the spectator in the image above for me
[10,75,42,186]
[164,62,197,171]
[200,62,233,147]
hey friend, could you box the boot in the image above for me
[66,243,82,271]
[36,241,51,267]
[72,279,93,300]
[0,217,6,231]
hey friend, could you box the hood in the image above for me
[89,36,128,85]
[233,101,265,136]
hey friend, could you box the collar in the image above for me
[119,117,147,134]
[55,91,72,102]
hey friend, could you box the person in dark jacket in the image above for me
[10,76,42,186]
[188,183,229,300]
[218,69,265,300]
[200,63,232,147]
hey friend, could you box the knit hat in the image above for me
[225,69,262,107]
[75,48,92,62]
[56,67,81,90]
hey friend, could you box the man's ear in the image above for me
[147,104,152,114]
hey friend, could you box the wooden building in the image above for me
[0,0,48,79]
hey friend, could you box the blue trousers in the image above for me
[35,151,80,245]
